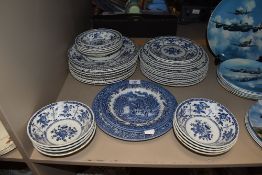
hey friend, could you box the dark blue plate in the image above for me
[92,80,177,141]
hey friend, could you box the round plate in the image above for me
[27,101,94,148]
[247,100,262,142]
[217,58,262,96]
[174,98,239,148]
[207,0,262,61]
[92,80,178,141]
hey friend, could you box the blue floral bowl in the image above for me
[27,101,94,148]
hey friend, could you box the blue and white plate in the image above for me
[139,36,209,87]
[217,58,262,99]
[68,36,138,85]
[27,101,95,148]
[75,28,122,55]
[148,36,202,64]
[207,0,262,62]
[173,98,239,150]
[92,80,178,141]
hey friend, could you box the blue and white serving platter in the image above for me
[217,58,262,99]
[27,101,95,148]
[207,0,262,62]
[92,80,178,141]
[173,98,239,150]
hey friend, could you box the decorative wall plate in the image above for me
[247,100,262,142]
[207,0,262,62]
[217,58,262,95]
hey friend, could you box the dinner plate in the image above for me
[217,58,262,99]
[246,100,262,142]
[92,80,177,141]
[207,0,262,62]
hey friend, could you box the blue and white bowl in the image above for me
[173,98,239,155]
[75,28,123,56]
[27,101,95,148]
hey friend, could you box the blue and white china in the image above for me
[75,28,122,55]
[217,58,262,100]
[34,125,96,157]
[27,101,94,148]
[68,35,138,85]
[35,124,96,153]
[173,98,239,154]
[139,36,209,87]
[148,36,202,63]
[0,120,16,156]
[245,100,262,147]
[207,0,262,62]
[92,80,178,141]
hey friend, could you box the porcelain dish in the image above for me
[27,101,96,156]
[92,80,178,141]
[207,0,262,62]
[173,98,239,155]
[217,58,262,100]
[68,29,138,85]
[139,36,209,87]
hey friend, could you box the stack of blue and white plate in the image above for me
[92,80,177,141]
[173,98,239,155]
[140,36,209,86]
[27,101,96,157]
[217,58,262,100]
[68,28,138,85]
[245,100,262,147]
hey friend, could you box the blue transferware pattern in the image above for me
[75,28,122,51]
[50,124,78,142]
[141,38,207,69]
[218,58,262,95]
[69,37,137,71]
[148,36,201,63]
[27,101,94,147]
[247,100,262,141]
[174,98,239,146]
[207,0,262,62]
[92,80,178,141]
[190,119,213,141]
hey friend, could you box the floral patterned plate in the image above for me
[173,98,239,148]
[27,101,94,148]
